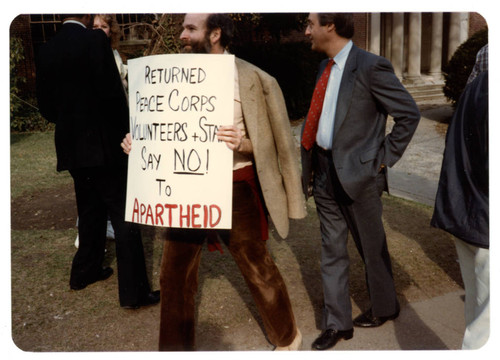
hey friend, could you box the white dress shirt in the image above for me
[316,40,353,150]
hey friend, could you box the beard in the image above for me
[181,33,212,54]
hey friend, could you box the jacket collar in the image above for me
[332,44,359,140]
[63,20,87,28]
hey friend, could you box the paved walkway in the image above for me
[388,102,453,206]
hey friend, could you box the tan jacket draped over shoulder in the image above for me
[235,57,306,238]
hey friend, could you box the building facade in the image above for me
[10,12,487,101]
[361,12,486,83]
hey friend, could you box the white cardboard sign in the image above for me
[125,54,235,229]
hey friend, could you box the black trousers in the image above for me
[312,146,398,331]
[69,166,151,306]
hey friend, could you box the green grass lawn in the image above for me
[10,131,72,198]
[10,131,163,351]
[9,130,464,352]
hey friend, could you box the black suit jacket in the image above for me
[36,22,129,171]
[301,44,421,201]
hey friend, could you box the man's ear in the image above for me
[326,23,336,34]
[210,28,222,45]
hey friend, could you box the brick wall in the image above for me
[352,13,368,50]
[469,12,488,35]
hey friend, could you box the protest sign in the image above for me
[125,54,235,229]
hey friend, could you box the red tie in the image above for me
[301,59,334,150]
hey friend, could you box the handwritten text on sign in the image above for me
[125,54,235,229]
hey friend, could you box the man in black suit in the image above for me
[300,13,420,350]
[36,14,159,309]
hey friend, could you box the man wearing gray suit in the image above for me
[301,13,420,350]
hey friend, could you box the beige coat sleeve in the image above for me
[260,74,307,220]
[236,58,306,238]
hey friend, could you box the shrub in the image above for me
[10,37,50,132]
[443,28,488,107]
[232,42,323,120]
[138,13,320,120]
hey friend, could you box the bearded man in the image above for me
[122,13,305,351]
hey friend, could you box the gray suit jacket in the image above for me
[236,58,306,238]
[301,45,420,201]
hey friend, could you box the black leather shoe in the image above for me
[353,309,399,328]
[122,290,160,309]
[312,328,353,350]
[70,267,114,290]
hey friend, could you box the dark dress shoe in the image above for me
[312,328,353,350]
[122,290,160,309]
[353,308,399,328]
[70,267,113,290]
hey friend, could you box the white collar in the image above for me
[333,40,353,71]
[63,20,87,28]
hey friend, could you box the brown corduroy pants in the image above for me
[158,180,297,351]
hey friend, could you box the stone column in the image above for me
[391,13,404,79]
[369,13,381,55]
[448,12,469,60]
[384,14,392,59]
[407,12,422,82]
[459,12,470,44]
[429,12,443,80]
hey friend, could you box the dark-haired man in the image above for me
[122,13,305,351]
[300,13,420,350]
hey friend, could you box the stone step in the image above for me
[405,82,447,103]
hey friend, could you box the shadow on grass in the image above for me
[11,132,33,145]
